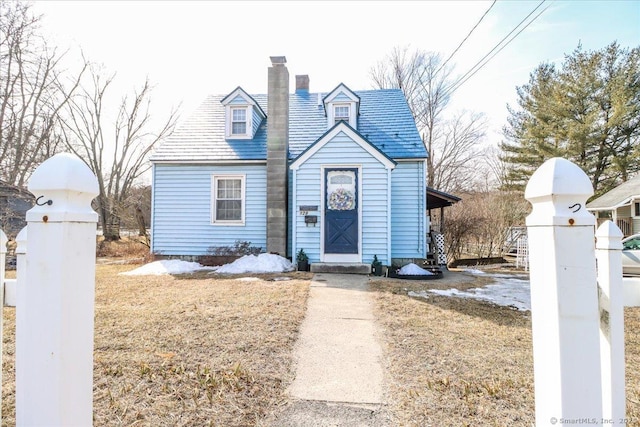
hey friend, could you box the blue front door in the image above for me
[325,168,358,254]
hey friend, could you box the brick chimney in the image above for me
[296,75,309,92]
[266,56,289,255]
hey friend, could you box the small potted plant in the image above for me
[371,255,383,276]
[296,248,309,271]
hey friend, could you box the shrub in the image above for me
[296,248,309,263]
[96,236,150,259]
[208,241,262,257]
[199,241,263,267]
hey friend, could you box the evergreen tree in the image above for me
[500,42,640,196]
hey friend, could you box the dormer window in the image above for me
[231,107,247,135]
[334,105,350,124]
[323,83,360,130]
[220,86,267,140]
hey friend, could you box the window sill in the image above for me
[211,221,245,226]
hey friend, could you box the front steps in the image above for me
[310,263,371,275]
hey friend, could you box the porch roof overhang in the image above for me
[426,187,461,210]
[586,195,640,212]
[586,174,640,212]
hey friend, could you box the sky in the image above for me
[31,0,640,145]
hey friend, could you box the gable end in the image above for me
[291,121,396,171]
[322,83,360,129]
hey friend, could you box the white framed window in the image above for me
[327,102,356,129]
[334,104,350,124]
[212,175,245,224]
[231,107,247,136]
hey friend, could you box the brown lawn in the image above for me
[371,269,640,427]
[1,264,312,427]
[1,263,638,426]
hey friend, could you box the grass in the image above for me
[2,264,638,426]
[1,265,312,427]
[370,269,640,427]
[96,236,151,260]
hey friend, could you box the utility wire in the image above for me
[443,0,550,98]
[435,0,497,77]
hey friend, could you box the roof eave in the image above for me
[151,159,267,165]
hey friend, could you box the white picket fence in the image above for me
[0,152,98,426]
[526,157,640,426]
[2,153,639,426]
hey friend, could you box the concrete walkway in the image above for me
[270,273,390,426]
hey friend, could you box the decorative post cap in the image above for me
[525,157,595,226]
[27,153,99,223]
[15,226,27,255]
[595,220,623,250]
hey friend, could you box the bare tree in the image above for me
[431,110,488,192]
[444,190,529,263]
[62,66,178,240]
[370,45,488,192]
[0,1,86,186]
[480,144,513,191]
[370,46,444,131]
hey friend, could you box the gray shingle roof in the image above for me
[586,174,640,210]
[150,88,427,162]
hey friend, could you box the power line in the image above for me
[444,0,550,98]
[435,0,497,76]
[445,0,549,97]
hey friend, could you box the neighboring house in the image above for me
[0,180,35,239]
[150,56,440,267]
[587,174,640,236]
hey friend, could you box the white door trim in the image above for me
[320,164,362,263]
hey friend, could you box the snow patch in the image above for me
[398,263,434,275]
[464,268,486,275]
[215,253,294,274]
[428,288,468,298]
[408,290,429,299]
[120,260,218,276]
[408,273,532,311]
[120,253,295,277]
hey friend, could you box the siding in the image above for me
[228,95,246,105]
[391,161,426,259]
[331,92,353,103]
[152,164,267,255]
[292,131,390,264]
[287,169,293,258]
[251,108,262,136]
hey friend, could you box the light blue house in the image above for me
[150,56,431,268]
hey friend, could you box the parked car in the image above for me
[622,233,640,276]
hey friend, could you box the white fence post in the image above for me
[525,157,603,425]
[16,153,99,426]
[595,220,626,424]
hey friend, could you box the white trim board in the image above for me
[290,123,395,171]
